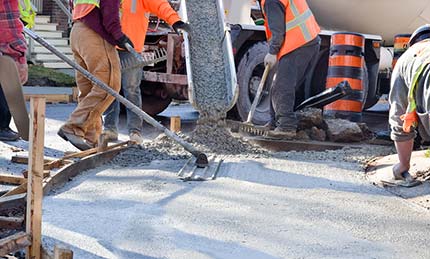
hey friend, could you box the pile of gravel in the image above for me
[187,118,266,155]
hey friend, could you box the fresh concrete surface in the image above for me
[41,157,430,259]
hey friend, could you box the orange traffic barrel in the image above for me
[392,34,411,69]
[324,32,365,122]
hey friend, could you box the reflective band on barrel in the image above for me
[288,1,312,41]
[325,100,362,112]
[329,56,363,68]
[331,34,364,47]
[326,78,363,91]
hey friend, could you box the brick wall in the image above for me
[41,0,71,37]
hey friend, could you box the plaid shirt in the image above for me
[0,0,27,65]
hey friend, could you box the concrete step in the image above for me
[43,62,73,69]
[33,23,58,31]
[35,53,74,62]
[32,30,63,39]
[27,38,69,46]
[35,16,50,23]
[34,46,72,54]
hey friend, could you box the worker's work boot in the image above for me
[102,129,118,142]
[0,127,19,141]
[58,127,93,151]
[129,131,143,145]
[265,127,296,140]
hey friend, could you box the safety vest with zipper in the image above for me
[261,0,320,59]
[19,0,36,29]
[400,39,430,133]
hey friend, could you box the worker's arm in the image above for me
[99,0,125,42]
[144,0,181,26]
[264,0,286,55]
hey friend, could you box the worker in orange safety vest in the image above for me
[103,0,190,144]
[387,24,430,187]
[258,0,320,139]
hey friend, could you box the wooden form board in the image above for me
[0,232,31,256]
[23,87,77,103]
[26,97,45,259]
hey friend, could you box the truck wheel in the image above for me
[141,94,172,116]
[236,42,276,125]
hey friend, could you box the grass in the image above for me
[27,65,75,87]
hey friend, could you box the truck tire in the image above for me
[141,94,172,116]
[235,42,276,125]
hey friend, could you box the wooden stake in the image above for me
[26,97,45,259]
[54,245,73,259]
[170,116,181,132]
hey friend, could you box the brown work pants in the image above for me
[63,21,121,144]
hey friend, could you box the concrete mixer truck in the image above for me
[139,0,430,124]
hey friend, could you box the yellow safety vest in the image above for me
[19,0,36,29]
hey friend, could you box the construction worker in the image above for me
[18,0,36,28]
[58,0,133,151]
[0,0,28,141]
[103,0,190,144]
[259,0,320,139]
[387,24,430,186]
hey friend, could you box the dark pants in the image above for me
[271,36,320,130]
[0,84,11,129]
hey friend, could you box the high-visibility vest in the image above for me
[399,39,430,133]
[72,0,100,20]
[121,0,181,53]
[19,0,36,29]
[261,0,320,59]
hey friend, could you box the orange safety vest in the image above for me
[261,0,320,59]
[72,0,99,21]
[121,0,181,53]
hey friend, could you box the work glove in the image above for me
[117,35,134,51]
[172,21,191,35]
[264,53,277,68]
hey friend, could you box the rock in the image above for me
[309,127,326,141]
[296,130,310,140]
[325,119,363,142]
[297,108,324,130]
[357,123,374,140]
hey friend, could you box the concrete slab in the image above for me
[366,150,430,209]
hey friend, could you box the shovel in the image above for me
[24,28,210,168]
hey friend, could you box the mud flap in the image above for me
[0,56,29,140]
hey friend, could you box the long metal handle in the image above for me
[246,64,271,123]
[24,28,208,165]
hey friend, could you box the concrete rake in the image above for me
[24,28,210,169]
[122,44,167,71]
[178,155,223,181]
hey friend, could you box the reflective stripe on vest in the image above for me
[401,40,430,132]
[287,1,313,41]
[262,0,320,58]
[73,0,100,7]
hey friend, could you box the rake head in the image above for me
[121,48,168,71]
[238,122,270,137]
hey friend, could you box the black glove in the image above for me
[172,21,191,35]
[117,35,134,51]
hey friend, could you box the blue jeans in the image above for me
[103,51,143,134]
[0,84,11,129]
